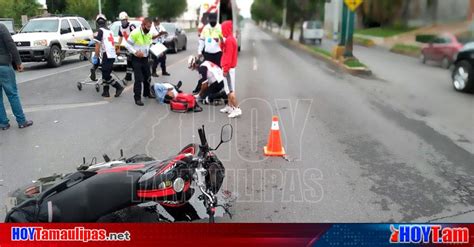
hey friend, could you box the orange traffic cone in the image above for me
[264,116,286,156]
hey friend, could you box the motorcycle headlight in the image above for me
[173,177,185,193]
[33,39,48,47]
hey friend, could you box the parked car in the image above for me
[420,33,463,69]
[300,20,324,44]
[161,22,187,54]
[0,18,15,34]
[109,20,142,67]
[12,16,93,67]
[452,42,474,93]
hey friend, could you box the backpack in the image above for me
[170,93,202,113]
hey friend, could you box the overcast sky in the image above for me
[37,0,254,18]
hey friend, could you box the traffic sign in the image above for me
[344,0,363,12]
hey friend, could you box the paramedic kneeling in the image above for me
[188,56,226,104]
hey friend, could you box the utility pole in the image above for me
[343,8,355,57]
[333,0,340,41]
[98,0,102,15]
[282,0,287,30]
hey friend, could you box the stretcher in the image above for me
[67,41,128,93]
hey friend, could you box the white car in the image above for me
[12,16,93,67]
[300,21,324,45]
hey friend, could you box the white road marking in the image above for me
[253,57,258,71]
[7,101,109,114]
[18,63,91,84]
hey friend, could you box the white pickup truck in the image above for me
[12,16,93,67]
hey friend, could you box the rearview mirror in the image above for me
[221,124,233,143]
[213,124,233,150]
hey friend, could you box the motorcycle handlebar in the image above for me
[198,126,208,148]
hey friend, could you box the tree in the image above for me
[272,0,323,40]
[147,0,187,21]
[46,0,67,14]
[103,0,142,21]
[0,0,41,25]
[65,0,97,20]
[251,0,281,25]
[358,0,404,27]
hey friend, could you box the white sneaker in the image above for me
[228,108,242,118]
[220,105,233,114]
[202,97,210,105]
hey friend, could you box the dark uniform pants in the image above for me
[132,56,151,101]
[203,51,222,67]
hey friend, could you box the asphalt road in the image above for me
[1,22,473,222]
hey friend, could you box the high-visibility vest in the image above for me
[128,28,153,57]
[200,24,223,53]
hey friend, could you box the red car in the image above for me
[420,33,464,69]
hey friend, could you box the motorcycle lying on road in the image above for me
[5,125,233,223]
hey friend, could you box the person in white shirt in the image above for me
[94,14,124,98]
[151,17,170,77]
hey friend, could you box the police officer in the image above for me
[124,17,158,106]
[116,11,136,83]
[198,13,223,67]
[151,17,170,78]
[94,14,124,98]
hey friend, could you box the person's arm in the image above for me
[198,66,209,84]
[221,41,232,75]
[1,24,22,71]
[93,29,103,58]
[124,32,140,56]
[198,26,207,55]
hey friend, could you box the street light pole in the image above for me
[98,0,102,15]
[282,0,287,30]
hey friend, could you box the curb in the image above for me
[264,28,372,77]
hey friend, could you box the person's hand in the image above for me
[115,45,120,54]
[135,51,144,58]
[17,64,24,72]
[223,71,228,77]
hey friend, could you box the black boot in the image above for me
[135,99,144,106]
[90,68,97,81]
[151,72,159,77]
[162,71,170,76]
[102,85,110,97]
[112,82,124,97]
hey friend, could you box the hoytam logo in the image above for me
[11,227,131,242]
[390,225,469,244]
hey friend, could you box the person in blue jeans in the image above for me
[0,23,33,130]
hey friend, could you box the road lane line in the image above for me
[7,101,109,114]
[253,57,258,71]
[18,63,91,84]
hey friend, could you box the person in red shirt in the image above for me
[220,21,241,118]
